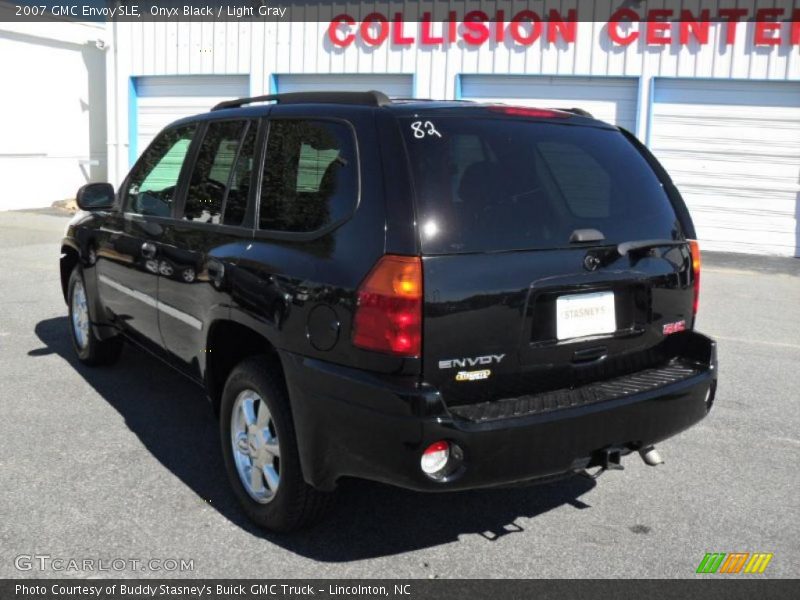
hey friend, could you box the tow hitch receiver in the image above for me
[583,447,625,479]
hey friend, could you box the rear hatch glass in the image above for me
[399,116,681,254]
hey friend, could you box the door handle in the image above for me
[141,242,157,259]
[572,346,608,365]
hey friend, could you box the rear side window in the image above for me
[224,122,258,226]
[125,125,196,217]
[400,117,681,254]
[259,119,358,233]
[184,120,256,225]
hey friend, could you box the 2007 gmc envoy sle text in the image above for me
[60,91,717,531]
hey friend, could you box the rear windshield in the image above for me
[399,117,681,254]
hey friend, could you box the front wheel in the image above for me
[67,266,123,366]
[219,356,333,532]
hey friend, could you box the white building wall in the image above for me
[0,21,107,210]
[107,13,800,185]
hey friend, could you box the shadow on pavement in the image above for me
[32,316,596,562]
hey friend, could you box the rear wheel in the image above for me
[220,356,332,532]
[67,266,123,366]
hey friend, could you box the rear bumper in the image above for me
[281,332,717,492]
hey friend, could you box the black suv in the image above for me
[61,91,717,531]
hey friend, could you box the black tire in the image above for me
[220,356,333,532]
[67,266,123,366]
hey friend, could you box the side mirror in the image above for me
[76,182,115,210]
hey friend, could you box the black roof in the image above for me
[169,90,607,129]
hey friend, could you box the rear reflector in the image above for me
[488,106,569,119]
[689,240,701,315]
[420,441,450,476]
[352,255,422,357]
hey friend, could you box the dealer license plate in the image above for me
[556,291,616,340]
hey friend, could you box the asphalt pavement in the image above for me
[0,210,798,579]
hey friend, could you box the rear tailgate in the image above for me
[397,110,697,407]
[423,245,694,406]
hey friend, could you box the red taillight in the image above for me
[689,240,701,315]
[352,255,422,357]
[487,106,569,119]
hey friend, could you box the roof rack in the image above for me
[212,90,391,111]
[389,97,435,102]
[390,97,474,103]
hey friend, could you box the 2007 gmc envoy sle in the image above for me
[60,91,717,531]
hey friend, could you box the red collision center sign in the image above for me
[328,8,800,48]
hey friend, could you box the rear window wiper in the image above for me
[569,231,687,259]
[617,239,686,256]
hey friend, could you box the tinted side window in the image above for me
[259,119,357,233]
[125,125,196,216]
[223,121,258,226]
[184,120,251,224]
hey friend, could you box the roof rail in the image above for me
[389,97,435,102]
[557,107,595,118]
[212,90,391,111]
[390,97,474,103]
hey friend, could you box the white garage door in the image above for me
[274,74,413,98]
[460,75,639,133]
[134,75,249,160]
[650,80,800,257]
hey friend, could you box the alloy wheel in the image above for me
[230,389,281,503]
